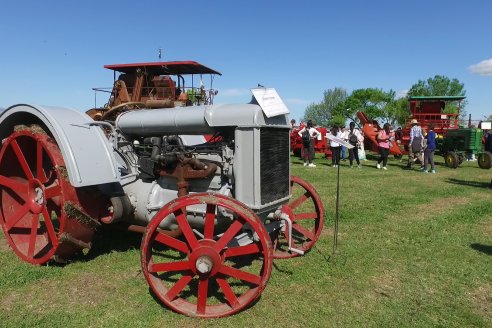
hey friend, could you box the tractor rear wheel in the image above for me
[0,128,100,264]
[141,193,273,318]
[478,151,492,169]
[445,151,459,169]
[271,176,324,259]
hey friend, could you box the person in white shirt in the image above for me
[327,125,343,167]
[297,120,321,167]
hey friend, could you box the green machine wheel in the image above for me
[478,151,492,169]
[445,151,459,169]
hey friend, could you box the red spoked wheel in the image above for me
[141,193,273,318]
[272,175,324,259]
[0,128,97,264]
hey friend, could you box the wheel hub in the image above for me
[28,179,45,214]
[188,240,222,277]
[195,255,213,274]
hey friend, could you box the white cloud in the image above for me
[396,89,408,99]
[469,58,492,76]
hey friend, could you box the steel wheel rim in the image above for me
[0,130,67,264]
[272,175,324,259]
[141,193,273,318]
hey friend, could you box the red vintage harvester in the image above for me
[356,96,466,158]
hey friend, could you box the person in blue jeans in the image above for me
[422,124,436,173]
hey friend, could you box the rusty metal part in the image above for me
[158,156,217,197]
[126,224,183,238]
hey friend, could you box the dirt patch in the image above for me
[467,283,492,321]
[370,269,401,299]
[480,216,492,236]
[413,196,470,220]
[0,237,10,252]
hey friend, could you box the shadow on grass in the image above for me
[445,178,492,189]
[71,226,143,263]
[470,243,492,255]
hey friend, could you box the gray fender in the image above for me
[0,104,120,187]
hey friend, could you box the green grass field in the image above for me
[0,154,491,327]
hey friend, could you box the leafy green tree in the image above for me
[408,75,467,117]
[333,88,403,126]
[303,87,347,127]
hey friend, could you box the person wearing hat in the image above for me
[407,118,424,169]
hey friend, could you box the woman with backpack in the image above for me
[298,120,320,167]
[347,121,364,168]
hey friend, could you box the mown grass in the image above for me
[0,154,491,327]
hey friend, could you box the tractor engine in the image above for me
[110,104,291,229]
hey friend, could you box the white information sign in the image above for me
[325,134,355,149]
[251,88,290,118]
[480,122,491,129]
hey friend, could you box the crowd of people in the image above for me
[292,118,484,173]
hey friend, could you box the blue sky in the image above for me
[0,0,491,122]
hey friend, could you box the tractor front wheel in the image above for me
[141,193,273,318]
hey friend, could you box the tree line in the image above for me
[303,75,467,127]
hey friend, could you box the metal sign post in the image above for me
[325,134,354,256]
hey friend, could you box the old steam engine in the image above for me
[0,84,324,317]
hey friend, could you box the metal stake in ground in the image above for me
[325,134,355,256]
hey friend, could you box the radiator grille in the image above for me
[260,128,290,204]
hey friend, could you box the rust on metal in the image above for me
[64,202,101,230]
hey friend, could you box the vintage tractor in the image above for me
[0,90,324,317]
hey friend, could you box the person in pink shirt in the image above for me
[376,123,391,170]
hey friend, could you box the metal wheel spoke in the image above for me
[203,203,216,239]
[0,176,29,198]
[6,203,30,231]
[44,185,61,200]
[213,220,244,252]
[197,278,209,315]
[220,265,261,286]
[27,214,40,258]
[294,212,318,221]
[42,209,58,244]
[165,275,193,301]
[36,140,48,183]
[175,208,199,249]
[150,260,191,273]
[154,231,190,254]
[11,140,34,180]
[292,223,314,240]
[224,244,260,258]
[216,277,240,309]
[289,192,309,210]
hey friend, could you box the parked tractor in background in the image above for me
[0,62,325,318]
